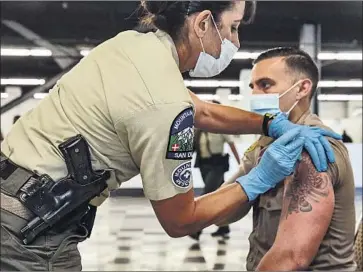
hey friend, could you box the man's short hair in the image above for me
[253,47,319,99]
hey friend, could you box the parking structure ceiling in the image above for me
[1,1,362,96]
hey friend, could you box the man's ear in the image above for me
[297,79,313,99]
[193,10,212,38]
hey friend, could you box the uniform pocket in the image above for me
[255,192,284,246]
[258,186,284,212]
[0,225,48,270]
[258,195,282,211]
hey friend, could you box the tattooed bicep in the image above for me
[282,152,333,219]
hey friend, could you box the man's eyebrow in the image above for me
[249,77,275,88]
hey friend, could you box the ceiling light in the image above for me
[317,94,362,101]
[318,80,362,88]
[1,78,46,86]
[318,52,362,61]
[33,93,48,99]
[1,48,52,57]
[1,93,9,99]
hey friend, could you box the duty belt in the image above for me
[0,135,110,244]
[0,154,35,220]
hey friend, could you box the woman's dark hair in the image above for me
[138,1,256,43]
[13,115,20,124]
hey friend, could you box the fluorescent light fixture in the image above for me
[28,92,362,102]
[33,93,48,99]
[234,51,261,60]
[318,52,362,61]
[184,80,240,88]
[2,46,361,61]
[318,94,362,101]
[1,78,45,86]
[80,49,90,56]
[2,78,361,89]
[1,93,9,99]
[196,94,244,101]
[229,94,244,101]
[1,48,52,57]
[196,94,220,100]
[318,80,362,88]
[233,51,362,61]
[186,80,362,88]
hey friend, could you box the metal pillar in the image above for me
[239,69,252,111]
[216,88,231,105]
[238,69,257,143]
[299,24,322,115]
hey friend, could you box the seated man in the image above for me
[218,47,356,271]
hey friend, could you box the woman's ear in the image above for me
[193,10,212,38]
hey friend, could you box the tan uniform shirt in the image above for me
[199,133,233,158]
[1,30,195,205]
[226,110,356,271]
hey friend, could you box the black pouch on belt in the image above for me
[0,153,35,197]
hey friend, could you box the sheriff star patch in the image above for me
[244,140,259,155]
[172,161,192,188]
[166,107,194,160]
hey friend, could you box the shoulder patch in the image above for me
[172,161,192,188]
[244,141,259,155]
[166,107,194,160]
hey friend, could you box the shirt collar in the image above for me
[155,30,180,67]
[295,109,312,125]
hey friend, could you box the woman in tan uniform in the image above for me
[0,1,341,270]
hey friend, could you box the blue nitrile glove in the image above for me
[237,127,304,201]
[268,112,342,172]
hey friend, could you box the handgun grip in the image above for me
[58,135,93,185]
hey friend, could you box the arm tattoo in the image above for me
[283,154,330,219]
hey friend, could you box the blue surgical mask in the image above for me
[250,80,302,116]
[189,15,239,78]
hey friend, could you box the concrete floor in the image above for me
[78,191,363,271]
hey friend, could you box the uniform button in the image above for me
[266,201,271,208]
[248,256,254,262]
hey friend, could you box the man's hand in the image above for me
[268,113,342,172]
[256,152,334,271]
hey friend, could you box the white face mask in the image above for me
[189,15,239,78]
[250,80,303,116]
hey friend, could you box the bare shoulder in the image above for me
[282,152,333,219]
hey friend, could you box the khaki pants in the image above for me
[1,209,88,271]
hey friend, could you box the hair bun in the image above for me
[141,1,172,16]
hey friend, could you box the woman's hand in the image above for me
[268,113,342,172]
[237,127,304,201]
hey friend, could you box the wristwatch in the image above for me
[262,113,276,137]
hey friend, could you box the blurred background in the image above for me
[1,1,362,271]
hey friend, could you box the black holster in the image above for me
[0,134,110,244]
